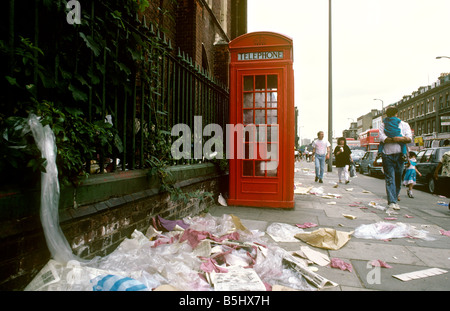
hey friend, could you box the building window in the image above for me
[440,96,444,109]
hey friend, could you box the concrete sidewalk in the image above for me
[209,160,450,291]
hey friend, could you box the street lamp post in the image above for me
[328,0,333,172]
[374,98,384,113]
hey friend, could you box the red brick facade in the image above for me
[141,0,247,86]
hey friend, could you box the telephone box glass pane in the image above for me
[266,162,278,177]
[244,76,254,91]
[267,126,278,143]
[244,143,255,159]
[255,110,265,124]
[268,92,277,108]
[267,75,278,90]
[243,161,253,176]
[243,110,253,124]
[255,161,265,176]
[255,75,265,91]
[244,93,253,108]
[244,126,256,142]
[267,144,278,160]
[255,93,265,108]
[257,125,266,142]
[267,109,277,124]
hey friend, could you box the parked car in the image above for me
[351,149,366,169]
[359,151,383,176]
[415,146,450,194]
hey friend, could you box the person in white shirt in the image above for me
[378,107,412,210]
[312,131,331,183]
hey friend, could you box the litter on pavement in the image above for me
[392,268,448,282]
[330,258,353,272]
[294,228,353,250]
[25,213,341,291]
[354,222,435,241]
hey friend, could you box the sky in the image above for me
[247,0,450,143]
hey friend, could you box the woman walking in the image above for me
[334,137,353,184]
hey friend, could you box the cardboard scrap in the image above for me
[294,186,313,195]
[295,228,353,250]
[343,214,357,220]
[393,268,448,282]
[230,214,250,233]
[294,246,330,266]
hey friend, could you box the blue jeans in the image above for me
[382,153,404,204]
[315,154,326,180]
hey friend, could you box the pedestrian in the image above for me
[334,137,353,184]
[312,131,331,183]
[403,151,421,198]
[379,107,412,210]
[376,109,408,162]
[433,139,450,209]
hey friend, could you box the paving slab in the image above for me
[405,246,450,269]
[351,260,450,291]
[328,241,426,266]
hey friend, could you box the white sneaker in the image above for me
[388,203,401,210]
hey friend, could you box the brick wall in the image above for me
[0,173,226,291]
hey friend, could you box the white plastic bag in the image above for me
[354,222,434,241]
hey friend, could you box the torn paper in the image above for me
[282,253,338,290]
[210,266,266,291]
[393,268,448,282]
[295,228,353,250]
[294,246,330,267]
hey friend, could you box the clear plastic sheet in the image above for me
[27,114,82,264]
[354,222,435,241]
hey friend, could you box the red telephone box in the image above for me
[227,32,295,208]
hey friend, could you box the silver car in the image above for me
[359,151,383,176]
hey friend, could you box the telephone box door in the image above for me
[228,31,295,208]
[234,69,283,203]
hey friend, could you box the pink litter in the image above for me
[296,222,318,229]
[199,257,228,273]
[330,258,352,272]
[179,228,240,248]
[369,260,393,269]
[440,229,450,237]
